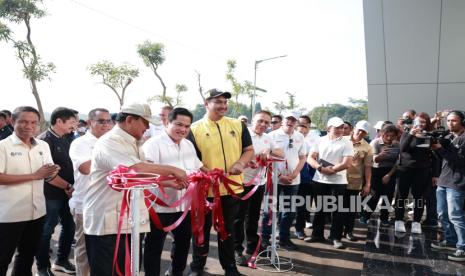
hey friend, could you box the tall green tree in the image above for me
[308,98,368,129]
[88,60,139,107]
[225,59,254,117]
[0,0,55,129]
[137,40,171,106]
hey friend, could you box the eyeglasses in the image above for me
[289,138,293,149]
[271,121,280,125]
[94,119,112,125]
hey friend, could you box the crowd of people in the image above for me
[1,90,465,276]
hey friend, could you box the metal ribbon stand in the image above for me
[255,162,294,272]
[130,189,141,275]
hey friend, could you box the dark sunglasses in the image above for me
[271,121,281,125]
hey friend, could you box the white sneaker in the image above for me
[395,220,406,232]
[411,222,422,234]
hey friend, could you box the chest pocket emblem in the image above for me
[10,152,22,157]
[230,130,236,137]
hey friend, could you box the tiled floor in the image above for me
[362,219,465,276]
[9,219,465,275]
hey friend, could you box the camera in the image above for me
[401,118,413,125]
[424,127,449,145]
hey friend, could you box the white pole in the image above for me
[131,189,140,275]
[271,162,279,264]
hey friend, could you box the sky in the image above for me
[0,0,368,116]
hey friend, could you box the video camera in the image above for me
[423,127,449,145]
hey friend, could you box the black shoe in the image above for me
[35,268,56,276]
[345,233,358,242]
[225,267,245,276]
[52,259,75,274]
[235,251,248,267]
[279,239,298,250]
[295,231,307,240]
[304,236,326,243]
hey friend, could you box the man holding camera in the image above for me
[431,110,465,262]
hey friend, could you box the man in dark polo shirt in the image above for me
[0,112,13,140]
[36,107,77,276]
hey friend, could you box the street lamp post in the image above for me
[252,55,287,115]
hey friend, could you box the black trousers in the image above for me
[85,233,142,276]
[190,195,240,272]
[144,212,191,276]
[343,189,361,234]
[363,167,396,222]
[0,217,44,276]
[395,168,431,222]
[233,185,264,255]
[295,183,313,232]
[311,182,346,240]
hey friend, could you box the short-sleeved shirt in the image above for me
[69,132,98,214]
[311,135,354,184]
[0,133,54,222]
[142,131,203,213]
[346,137,373,190]
[269,128,306,185]
[243,129,280,185]
[37,129,74,200]
[370,138,400,168]
[83,126,150,235]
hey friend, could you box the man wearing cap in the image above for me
[187,89,254,276]
[342,120,373,241]
[83,103,188,276]
[262,110,307,250]
[305,117,354,249]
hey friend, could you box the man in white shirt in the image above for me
[0,106,59,276]
[233,111,283,265]
[144,105,173,140]
[83,103,187,276]
[305,117,354,249]
[142,107,203,276]
[262,110,306,251]
[69,108,112,276]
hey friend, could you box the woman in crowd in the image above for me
[394,112,440,234]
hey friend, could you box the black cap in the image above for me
[206,89,232,100]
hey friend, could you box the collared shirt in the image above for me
[188,115,252,196]
[142,131,203,213]
[0,125,13,141]
[144,123,165,138]
[269,128,306,185]
[37,128,74,200]
[83,125,150,235]
[0,133,54,222]
[243,129,279,185]
[69,132,98,214]
[312,135,354,184]
[346,137,373,190]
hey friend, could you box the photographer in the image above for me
[394,112,440,234]
[431,110,465,262]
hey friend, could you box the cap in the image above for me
[120,103,161,126]
[205,89,232,100]
[327,117,344,128]
[283,110,300,120]
[373,120,384,130]
[355,120,370,133]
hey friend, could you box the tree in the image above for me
[88,60,139,107]
[308,97,368,129]
[272,101,287,115]
[225,59,254,117]
[285,92,299,110]
[0,0,55,129]
[137,40,171,105]
[195,70,206,102]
